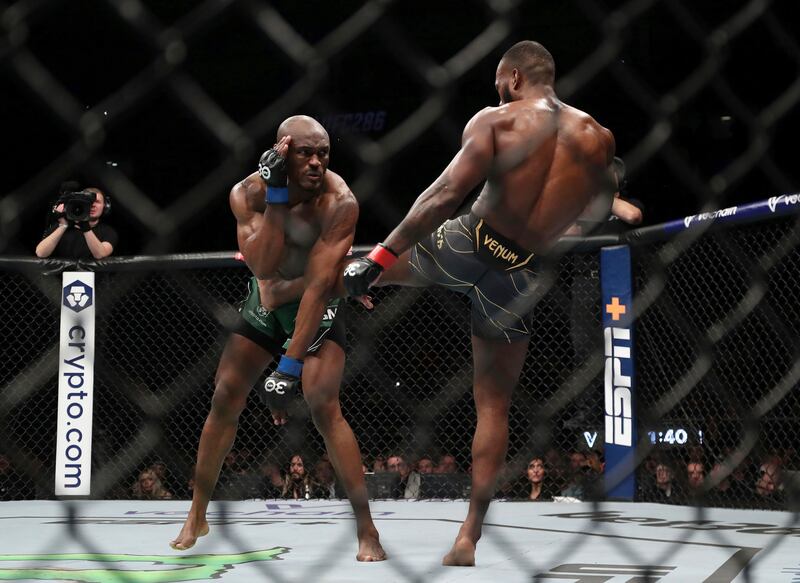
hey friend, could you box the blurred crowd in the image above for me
[1,446,795,510]
[3,443,785,509]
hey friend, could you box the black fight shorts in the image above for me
[410,213,541,342]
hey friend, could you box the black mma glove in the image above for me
[260,355,303,411]
[343,243,398,296]
[258,148,289,204]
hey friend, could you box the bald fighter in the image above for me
[171,115,385,562]
[344,41,641,566]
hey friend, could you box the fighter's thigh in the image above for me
[215,333,275,397]
[301,339,345,406]
[377,249,428,288]
[471,334,530,403]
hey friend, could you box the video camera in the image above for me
[57,190,96,222]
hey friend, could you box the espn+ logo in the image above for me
[604,325,632,447]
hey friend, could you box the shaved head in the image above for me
[277,115,328,141]
[500,41,555,86]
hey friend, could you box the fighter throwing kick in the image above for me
[344,41,641,566]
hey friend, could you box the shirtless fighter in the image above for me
[171,115,385,562]
[343,41,640,566]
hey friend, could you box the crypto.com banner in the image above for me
[54,272,95,496]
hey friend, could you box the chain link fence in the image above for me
[2,207,799,511]
[2,0,800,579]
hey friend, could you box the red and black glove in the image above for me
[343,243,398,297]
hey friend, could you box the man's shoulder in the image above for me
[321,170,357,208]
[230,172,265,216]
[231,172,263,199]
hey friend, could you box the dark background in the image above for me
[2,0,799,256]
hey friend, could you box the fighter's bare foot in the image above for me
[442,536,476,567]
[356,532,386,562]
[169,520,210,551]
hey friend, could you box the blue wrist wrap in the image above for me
[266,186,289,204]
[277,355,303,378]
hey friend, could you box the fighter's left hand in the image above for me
[260,355,303,425]
[261,370,299,425]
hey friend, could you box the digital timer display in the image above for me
[647,427,704,445]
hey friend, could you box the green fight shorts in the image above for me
[230,277,345,356]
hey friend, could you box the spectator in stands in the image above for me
[416,455,435,475]
[709,458,752,505]
[510,457,556,501]
[132,468,173,500]
[35,183,117,259]
[372,455,387,473]
[754,458,785,508]
[644,462,677,503]
[687,461,705,489]
[560,451,589,499]
[0,453,35,501]
[149,460,176,496]
[436,454,458,474]
[387,454,420,499]
[281,454,325,500]
[568,451,587,474]
[314,458,337,498]
[685,461,706,501]
[559,450,603,501]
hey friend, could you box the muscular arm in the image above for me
[230,177,288,279]
[383,109,495,254]
[284,198,358,361]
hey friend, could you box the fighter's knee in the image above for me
[210,381,249,419]
[305,394,342,430]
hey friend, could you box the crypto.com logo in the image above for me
[63,280,93,313]
[0,547,289,582]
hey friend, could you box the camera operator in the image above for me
[35,186,118,259]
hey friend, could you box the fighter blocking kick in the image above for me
[171,115,385,562]
[343,41,641,566]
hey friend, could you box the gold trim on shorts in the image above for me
[473,218,535,272]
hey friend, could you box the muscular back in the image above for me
[471,97,614,252]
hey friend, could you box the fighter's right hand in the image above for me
[343,243,398,296]
[258,136,290,203]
